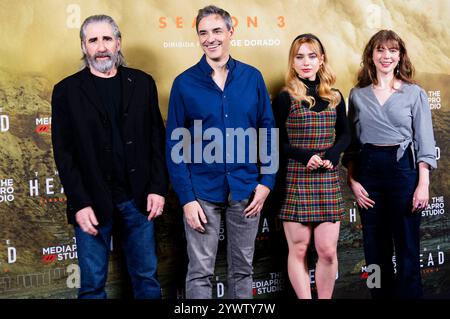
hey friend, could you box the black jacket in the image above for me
[51,66,168,225]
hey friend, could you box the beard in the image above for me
[87,50,119,73]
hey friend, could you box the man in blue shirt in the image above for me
[166,5,277,299]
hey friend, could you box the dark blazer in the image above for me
[51,66,168,225]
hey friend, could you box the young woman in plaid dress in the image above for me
[272,34,350,298]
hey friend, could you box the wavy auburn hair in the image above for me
[356,30,415,88]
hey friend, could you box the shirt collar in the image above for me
[198,54,236,76]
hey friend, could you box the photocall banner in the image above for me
[0,0,448,298]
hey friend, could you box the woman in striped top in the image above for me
[343,30,437,299]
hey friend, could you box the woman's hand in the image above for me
[412,183,429,213]
[306,155,323,170]
[348,178,375,209]
[322,159,334,170]
[412,162,430,213]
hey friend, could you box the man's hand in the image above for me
[243,184,271,218]
[75,206,99,236]
[147,193,165,221]
[183,201,207,233]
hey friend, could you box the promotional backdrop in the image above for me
[0,0,448,298]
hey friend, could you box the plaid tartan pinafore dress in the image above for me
[278,96,345,223]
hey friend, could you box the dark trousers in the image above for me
[358,144,422,299]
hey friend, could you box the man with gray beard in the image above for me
[51,15,168,299]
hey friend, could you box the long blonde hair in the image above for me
[284,34,340,108]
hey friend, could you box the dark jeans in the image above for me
[75,199,161,299]
[358,144,422,299]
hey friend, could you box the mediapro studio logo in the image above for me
[35,117,51,134]
[41,238,78,264]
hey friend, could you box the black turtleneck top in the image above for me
[272,77,350,166]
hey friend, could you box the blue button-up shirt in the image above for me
[166,55,277,206]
